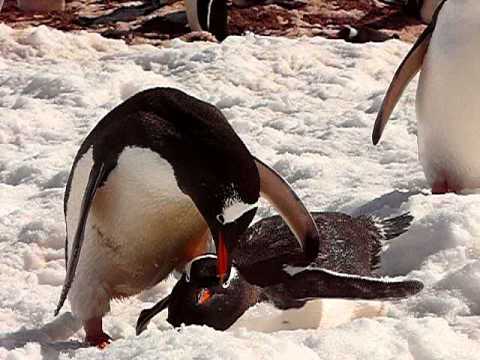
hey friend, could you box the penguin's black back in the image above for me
[236,212,412,310]
[64,87,259,219]
[235,212,382,276]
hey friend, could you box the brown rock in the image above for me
[17,0,65,12]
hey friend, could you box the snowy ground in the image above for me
[1,25,479,359]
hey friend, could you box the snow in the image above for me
[1,24,479,359]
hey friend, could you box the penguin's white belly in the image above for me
[66,147,208,306]
[230,299,387,333]
[416,1,480,190]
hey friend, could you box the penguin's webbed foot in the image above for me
[86,333,111,349]
[182,31,218,43]
[431,180,448,194]
[84,317,112,349]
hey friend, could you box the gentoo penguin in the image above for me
[372,1,480,194]
[54,87,320,347]
[379,0,443,23]
[136,212,423,333]
[337,26,400,44]
[184,0,228,41]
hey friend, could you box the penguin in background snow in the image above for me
[54,87,320,347]
[136,212,422,333]
[372,0,480,194]
[184,0,228,41]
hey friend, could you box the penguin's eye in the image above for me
[216,214,225,224]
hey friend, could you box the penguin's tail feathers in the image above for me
[374,212,414,242]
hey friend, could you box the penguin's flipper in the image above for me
[372,27,433,144]
[54,162,106,316]
[372,0,447,144]
[254,157,319,261]
[136,294,171,335]
[283,266,424,300]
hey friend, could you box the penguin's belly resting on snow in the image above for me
[372,0,480,193]
[56,87,320,347]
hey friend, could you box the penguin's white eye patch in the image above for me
[221,200,258,224]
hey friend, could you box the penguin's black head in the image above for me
[167,255,256,330]
[179,157,259,284]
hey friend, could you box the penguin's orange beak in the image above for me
[197,289,213,305]
[217,231,229,283]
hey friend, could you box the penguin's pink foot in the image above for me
[84,318,111,349]
[431,179,449,194]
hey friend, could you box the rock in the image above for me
[17,0,65,12]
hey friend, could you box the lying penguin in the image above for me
[136,212,423,333]
[380,0,442,24]
[372,0,480,194]
[54,87,320,347]
[337,26,399,44]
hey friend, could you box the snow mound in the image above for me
[1,25,479,359]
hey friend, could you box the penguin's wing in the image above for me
[54,161,106,316]
[282,266,424,300]
[254,157,319,261]
[136,294,171,335]
[372,0,447,145]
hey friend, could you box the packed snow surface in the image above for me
[1,25,479,359]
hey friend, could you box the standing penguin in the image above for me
[380,0,443,24]
[136,212,423,333]
[184,0,228,41]
[372,0,480,194]
[55,87,320,347]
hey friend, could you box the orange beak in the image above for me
[197,289,212,305]
[217,231,229,283]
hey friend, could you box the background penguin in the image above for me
[136,212,423,333]
[55,87,320,347]
[184,0,228,41]
[372,1,480,194]
[337,26,400,44]
[379,0,443,24]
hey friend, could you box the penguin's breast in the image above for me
[67,146,208,292]
[415,1,480,185]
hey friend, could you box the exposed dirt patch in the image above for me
[0,0,425,45]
